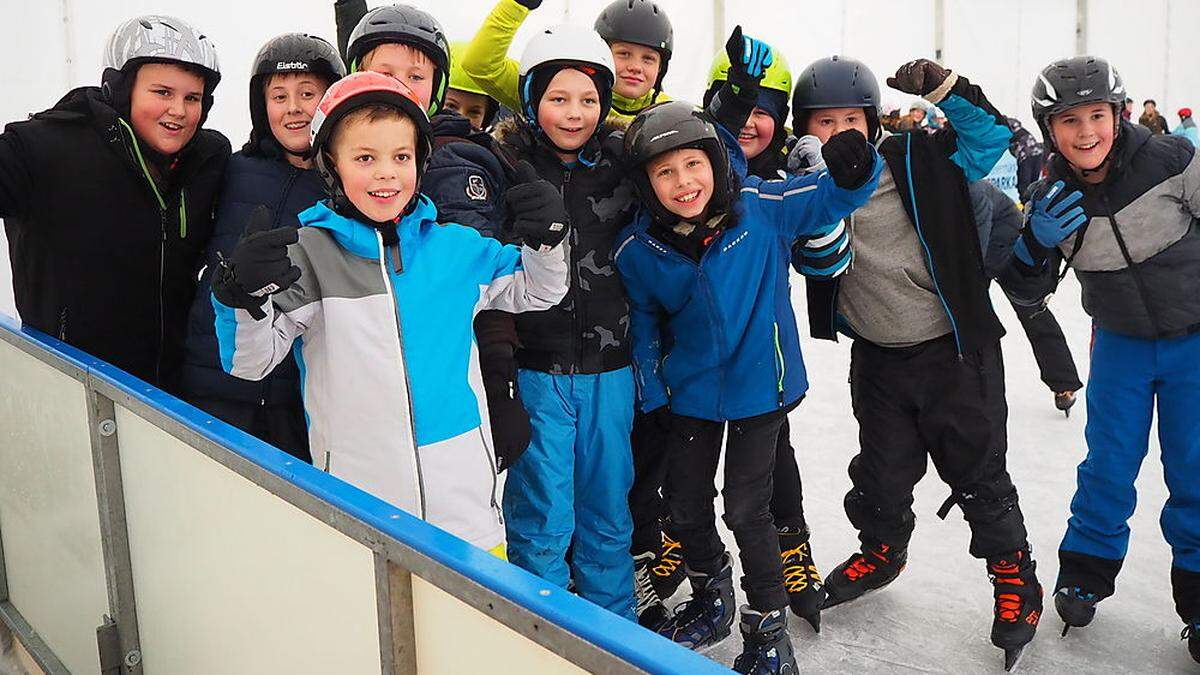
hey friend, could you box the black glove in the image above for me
[821,129,874,189]
[480,349,531,472]
[723,26,773,94]
[887,59,952,97]
[212,206,301,320]
[504,161,569,250]
[513,0,542,8]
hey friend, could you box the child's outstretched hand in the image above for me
[213,206,301,320]
[504,161,569,252]
[821,129,874,189]
[724,26,773,93]
[1027,180,1088,248]
[887,58,952,97]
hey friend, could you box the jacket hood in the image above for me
[298,194,440,259]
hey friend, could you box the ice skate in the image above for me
[1181,622,1200,664]
[633,550,672,631]
[1054,586,1099,637]
[658,554,735,650]
[732,606,797,675]
[988,548,1042,671]
[1054,391,1077,417]
[822,542,907,609]
[778,527,825,632]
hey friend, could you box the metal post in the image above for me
[376,554,418,674]
[1163,0,1171,109]
[712,0,725,62]
[1076,0,1088,55]
[60,0,76,88]
[86,388,143,674]
[934,0,945,62]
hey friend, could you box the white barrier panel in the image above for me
[114,404,381,675]
[0,340,108,673]
[411,577,585,675]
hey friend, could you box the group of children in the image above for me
[2,3,1199,673]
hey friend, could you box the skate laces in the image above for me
[633,553,662,615]
[842,546,891,582]
[989,552,1034,624]
[653,533,684,579]
[1182,623,1200,640]
[781,541,822,593]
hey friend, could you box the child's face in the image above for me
[265,73,328,157]
[647,147,714,221]
[129,62,205,155]
[537,69,602,153]
[444,87,490,130]
[610,41,661,100]
[331,113,419,222]
[362,43,435,108]
[1050,103,1115,171]
[910,107,926,123]
[805,107,870,144]
[737,108,776,160]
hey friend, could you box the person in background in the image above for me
[1122,97,1134,122]
[1007,117,1046,198]
[1172,107,1199,148]
[180,34,344,462]
[0,15,229,392]
[1139,99,1169,135]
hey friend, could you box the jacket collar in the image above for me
[297,194,439,259]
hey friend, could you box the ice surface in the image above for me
[683,274,1189,673]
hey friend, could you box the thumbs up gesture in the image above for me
[212,206,301,320]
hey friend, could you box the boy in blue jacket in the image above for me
[181,33,345,462]
[615,30,879,673]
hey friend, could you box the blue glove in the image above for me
[792,220,852,278]
[724,26,773,93]
[1028,180,1087,248]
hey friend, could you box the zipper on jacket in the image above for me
[772,321,786,405]
[375,231,427,519]
[903,133,964,358]
[1101,194,1165,336]
[476,427,503,523]
[561,166,582,374]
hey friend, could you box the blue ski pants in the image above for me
[1061,328,1200,572]
[503,367,636,620]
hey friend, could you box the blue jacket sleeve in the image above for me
[928,74,1013,182]
[742,147,881,242]
[613,233,669,413]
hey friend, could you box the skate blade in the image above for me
[1060,624,1070,638]
[1004,645,1026,671]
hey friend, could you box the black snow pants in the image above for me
[1009,299,1083,394]
[189,395,311,464]
[845,334,1028,559]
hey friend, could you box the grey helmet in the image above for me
[1031,56,1125,150]
[104,15,220,84]
[101,15,221,123]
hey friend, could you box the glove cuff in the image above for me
[924,71,959,105]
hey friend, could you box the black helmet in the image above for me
[593,0,673,90]
[1031,56,1125,149]
[247,33,346,155]
[791,55,882,141]
[346,4,450,115]
[624,101,733,225]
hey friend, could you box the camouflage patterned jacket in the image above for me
[493,118,639,374]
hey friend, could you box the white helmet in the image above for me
[517,24,614,123]
[104,15,220,84]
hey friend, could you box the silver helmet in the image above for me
[103,15,220,84]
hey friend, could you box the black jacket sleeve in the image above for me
[334,0,369,62]
[0,125,35,220]
[705,79,758,138]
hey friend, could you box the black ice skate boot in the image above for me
[1053,586,1100,636]
[652,522,687,600]
[1054,391,1077,417]
[822,541,907,609]
[1181,623,1200,665]
[778,526,825,632]
[988,547,1043,671]
[633,550,672,631]
[658,554,736,650]
[732,605,797,675]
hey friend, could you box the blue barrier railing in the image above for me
[0,312,730,674]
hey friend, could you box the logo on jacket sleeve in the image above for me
[466,175,488,201]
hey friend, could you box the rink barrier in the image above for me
[0,312,729,674]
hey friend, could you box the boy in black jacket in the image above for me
[0,15,229,392]
[792,55,1042,670]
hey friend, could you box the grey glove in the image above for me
[787,135,826,175]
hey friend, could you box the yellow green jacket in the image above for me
[462,0,670,126]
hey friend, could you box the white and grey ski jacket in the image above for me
[213,196,568,550]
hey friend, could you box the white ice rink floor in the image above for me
[0,229,1188,672]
